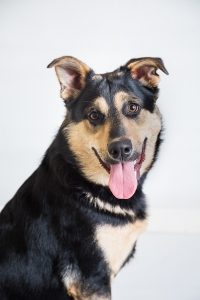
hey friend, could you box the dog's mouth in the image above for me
[91,138,147,200]
[91,147,111,173]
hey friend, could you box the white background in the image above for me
[0,1,200,299]
[1,0,200,231]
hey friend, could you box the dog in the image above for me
[0,56,168,300]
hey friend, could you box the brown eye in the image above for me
[88,111,100,121]
[87,109,105,125]
[128,103,141,114]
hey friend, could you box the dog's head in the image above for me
[48,56,168,199]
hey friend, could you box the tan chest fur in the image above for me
[96,219,147,278]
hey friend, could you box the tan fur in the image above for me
[121,109,161,175]
[64,274,110,300]
[96,219,147,278]
[114,90,125,112]
[67,285,110,300]
[63,120,111,186]
[63,270,80,299]
[114,90,141,112]
[93,97,109,116]
[114,91,162,176]
[140,106,162,174]
[63,267,110,300]
[63,90,161,186]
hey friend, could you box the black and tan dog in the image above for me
[0,56,168,300]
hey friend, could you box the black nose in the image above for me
[108,139,133,161]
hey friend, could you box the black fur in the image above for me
[0,58,165,300]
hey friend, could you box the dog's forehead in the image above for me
[90,73,133,107]
[70,78,131,122]
[91,88,131,114]
[89,72,155,113]
[90,92,130,117]
[70,69,155,121]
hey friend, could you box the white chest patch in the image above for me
[96,219,147,277]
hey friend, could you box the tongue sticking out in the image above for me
[108,162,137,199]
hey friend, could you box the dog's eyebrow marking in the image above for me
[114,91,140,113]
[93,97,109,116]
[114,91,130,112]
[84,192,135,218]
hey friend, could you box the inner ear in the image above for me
[47,56,91,101]
[125,57,168,88]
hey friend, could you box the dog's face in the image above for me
[48,56,168,199]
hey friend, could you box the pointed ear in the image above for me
[125,57,169,88]
[47,56,91,101]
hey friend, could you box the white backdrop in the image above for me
[0,0,200,233]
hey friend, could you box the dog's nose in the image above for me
[108,139,133,161]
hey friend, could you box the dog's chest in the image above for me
[95,219,146,277]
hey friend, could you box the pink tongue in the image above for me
[108,162,137,199]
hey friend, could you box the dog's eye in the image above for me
[123,102,141,118]
[87,109,105,125]
[128,103,141,114]
[88,111,100,121]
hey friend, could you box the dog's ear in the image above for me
[125,57,168,88]
[47,56,91,101]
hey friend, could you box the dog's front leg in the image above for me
[63,271,111,300]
